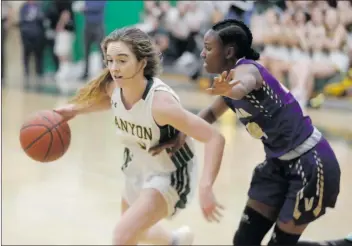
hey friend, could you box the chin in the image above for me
[114,79,126,88]
[204,67,217,74]
[204,63,219,74]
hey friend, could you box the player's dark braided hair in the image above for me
[212,19,260,61]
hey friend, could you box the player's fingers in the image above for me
[202,210,212,222]
[213,76,221,85]
[221,71,227,80]
[150,148,164,156]
[230,80,241,87]
[168,143,183,156]
[149,143,175,156]
[226,69,235,82]
[53,109,67,115]
[216,202,225,210]
[205,88,215,95]
[168,147,178,156]
[53,110,75,122]
[214,207,223,218]
[207,209,220,223]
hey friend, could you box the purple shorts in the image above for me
[248,137,341,225]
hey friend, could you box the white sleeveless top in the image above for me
[110,77,196,175]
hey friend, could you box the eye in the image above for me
[106,59,113,64]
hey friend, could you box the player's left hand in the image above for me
[199,185,224,223]
[206,70,241,97]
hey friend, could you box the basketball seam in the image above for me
[43,128,54,162]
[51,110,70,137]
[41,114,65,157]
[21,124,51,151]
[21,124,50,132]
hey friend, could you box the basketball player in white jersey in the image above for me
[55,27,226,245]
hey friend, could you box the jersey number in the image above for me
[235,108,268,140]
[121,147,133,171]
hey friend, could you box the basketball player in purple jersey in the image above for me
[150,19,352,245]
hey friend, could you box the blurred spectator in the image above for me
[46,0,75,81]
[136,1,170,55]
[75,1,106,81]
[164,2,201,63]
[245,1,352,111]
[294,7,348,108]
[44,1,59,74]
[1,1,14,85]
[323,1,352,98]
[225,1,254,26]
[18,0,46,90]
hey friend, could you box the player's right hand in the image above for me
[199,184,224,223]
[53,104,78,122]
[148,132,187,156]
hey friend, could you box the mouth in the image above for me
[113,75,123,80]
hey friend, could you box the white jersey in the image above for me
[111,77,197,216]
[110,77,196,176]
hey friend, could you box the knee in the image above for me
[232,205,274,245]
[233,229,251,246]
[113,231,128,245]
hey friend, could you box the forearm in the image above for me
[200,131,225,188]
[197,107,217,124]
[225,75,257,100]
[73,98,111,115]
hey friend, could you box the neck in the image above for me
[221,59,238,74]
[121,76,147,108]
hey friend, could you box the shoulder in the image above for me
[235,62,262,80]
[152,90,179,111]
[152,90,182,126]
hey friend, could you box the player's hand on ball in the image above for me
[149,132,187,156]
[54,104,78,122]
[206,69,240,97]
[199,184,224,223]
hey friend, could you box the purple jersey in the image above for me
[222,59,314,158]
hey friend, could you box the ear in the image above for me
[141,59,147,69]
[225,46,235,60]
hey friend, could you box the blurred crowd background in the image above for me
[2,0,352,111]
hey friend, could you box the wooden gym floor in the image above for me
[2,82,352,245]
[2,27,351,245]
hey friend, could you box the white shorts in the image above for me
[290,48,310,62]
[122,149,198,218]
[329,51,350,73]
[54,30,74,57]
[262,45,291,62]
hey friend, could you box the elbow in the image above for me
[228,78,256,100]
[210,128,225,146]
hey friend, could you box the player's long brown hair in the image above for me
[70,27,162,106]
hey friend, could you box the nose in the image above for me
[110,61,120,72]
[200,49,206,59]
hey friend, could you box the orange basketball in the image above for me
[19,110,71,162]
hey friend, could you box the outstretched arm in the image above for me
[55,81,113,120]
[152,91,225,221]
[207,64,263,100]
[197,95,230,124]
